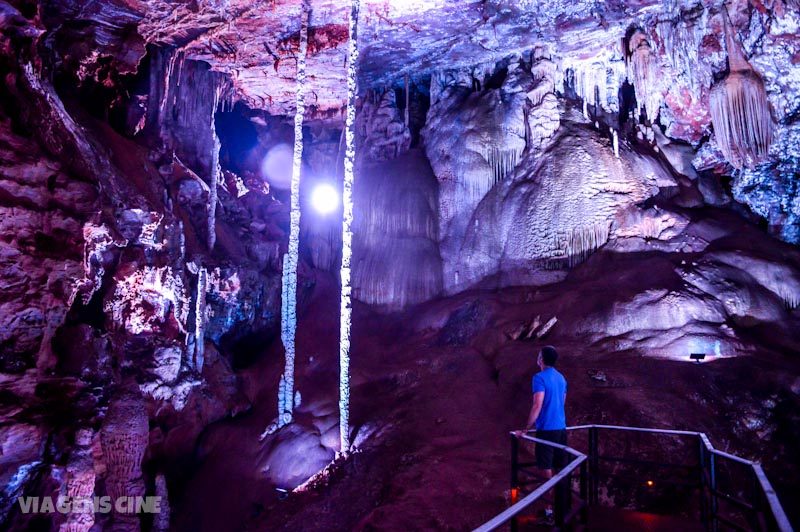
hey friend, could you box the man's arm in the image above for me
[524,391,545,431]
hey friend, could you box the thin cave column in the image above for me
[339,0,360,454]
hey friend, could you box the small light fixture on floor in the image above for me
[690,353,706,363]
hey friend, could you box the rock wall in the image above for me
[0,13,279,531]
[0,111,97,373]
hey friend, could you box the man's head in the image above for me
[537,345,558,369]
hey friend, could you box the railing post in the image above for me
[709,452,718,532]
[580,460,589,525]
[698,438,709,530]
[589,426,599,506]
[510,434,519,532]
[750,468,765,532]
[555,435,571,528]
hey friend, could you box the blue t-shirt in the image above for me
[532,367,567,430]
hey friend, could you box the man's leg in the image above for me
[536,432,558,519]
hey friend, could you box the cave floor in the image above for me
[171,268,799,531]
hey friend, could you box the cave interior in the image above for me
[0,0,799,530]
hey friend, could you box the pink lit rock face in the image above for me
[0,113,97,373]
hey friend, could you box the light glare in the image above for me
[311,183,338,214]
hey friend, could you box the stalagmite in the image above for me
[612,129,619,158]
[627,29,661,122]
[709,9,772,169]
[339,0,360,454]
[278,0,309,428]
[100,391,148,532]
[59,429,95,532]
[152,474,170,532]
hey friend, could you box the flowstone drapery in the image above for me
[709,9,773,169]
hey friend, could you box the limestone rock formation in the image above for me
[453,116,674,292]
[425,56,562,293]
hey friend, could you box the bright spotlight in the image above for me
[311,183,338,214]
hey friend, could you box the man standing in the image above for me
[519,345,568,478]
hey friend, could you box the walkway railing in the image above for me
[474,424,793,532]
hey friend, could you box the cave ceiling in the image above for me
[45,0,672,116]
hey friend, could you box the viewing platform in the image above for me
[475,425,793,532]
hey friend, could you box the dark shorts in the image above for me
[535,429,567,470]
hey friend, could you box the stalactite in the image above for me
[566,58,625,116]
[484,146,519,187]
[656,13,703,95]
[278,0,310,429]
[207,84,222,250]
[627,29,662,122]
[339,0,360,454]
[404,74,410,128]
[782,290,799,311]
[709,9,773,169]
[194,266,207,373]
[545,222,611,269]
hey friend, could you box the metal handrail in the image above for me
[571,423,792,531]
[473,434,586,532]
[474,424,793,532]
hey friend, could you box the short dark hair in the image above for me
[540,345,558,366]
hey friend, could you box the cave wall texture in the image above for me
[0,0,799,529]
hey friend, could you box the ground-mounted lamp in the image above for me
[689,353,706,363]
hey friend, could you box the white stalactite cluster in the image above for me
[565,56,626,116]
[278,0,309,428]
[545,222,611,269]
[484,146,519,187]
[339,0,360,454]
[104,266,188,335]
[655,11,705,96]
